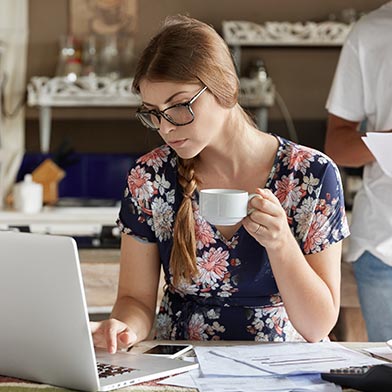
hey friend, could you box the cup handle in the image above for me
[247,193,258,215]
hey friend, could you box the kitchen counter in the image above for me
[0,206,119,234]
[0,207,121,315]
[0,206,119,219]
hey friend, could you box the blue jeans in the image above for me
[353,251,392,342]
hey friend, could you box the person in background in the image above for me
[91,15,349,353]
[325,2,392,342]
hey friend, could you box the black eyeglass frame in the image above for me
[136,86,208,131]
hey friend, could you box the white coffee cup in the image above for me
[199,189,257,226]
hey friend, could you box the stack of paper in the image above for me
[159,342,388,392]
[362,132,392,177]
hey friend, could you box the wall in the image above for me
[26,0,387,154]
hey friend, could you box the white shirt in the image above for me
[326,2,392,265]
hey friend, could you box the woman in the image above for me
[91,15,349,353]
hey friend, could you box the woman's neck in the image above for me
[195,108,278,189]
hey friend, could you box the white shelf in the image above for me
[28,76,140,107]
[222,20,353,47]
[27,76,141,152]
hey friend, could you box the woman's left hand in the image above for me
[242,188,292,250]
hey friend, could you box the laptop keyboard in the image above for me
[97,362,135,379]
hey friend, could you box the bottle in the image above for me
[82,35,98,77]
[13,174,43,214]
[55,35,82,82]
[98,34,120,79]
[248,58,268,82]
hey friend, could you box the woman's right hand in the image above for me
[90,318,137,354]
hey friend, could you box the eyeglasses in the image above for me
[136,86,208,131]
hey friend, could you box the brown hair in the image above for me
[132,15,248,285]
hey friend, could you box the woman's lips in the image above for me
[168,139,188,148]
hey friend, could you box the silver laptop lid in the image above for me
[0,231,100,391]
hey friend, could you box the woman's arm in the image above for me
[243,188,342,342]
[91,233,161,353]
[267,234,342,342]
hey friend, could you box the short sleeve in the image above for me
[116,145,177,244]
[295,157,350,254]
[116,165,157,243]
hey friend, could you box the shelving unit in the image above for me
[27,76,140,152]
[221,20,352,134]
[27,21,353,152]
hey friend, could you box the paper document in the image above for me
[158,368,199,388]
[194,345,271,376]
[362,132,392,177]
[161,343,386,392]
[205,342,387,376]
[158,366,340,392]
[363,345,392,362]
[193,374,341,392]
[193,345,344,392]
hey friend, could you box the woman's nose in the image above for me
[159,117,175,134]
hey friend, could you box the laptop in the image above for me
[0,231,198,391]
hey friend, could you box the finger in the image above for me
[253,223,264,235]
[89,321,101,333]
[248,208,275,228]
[90,322,108,348]
[248,212,279,235]
[119,330,137,348]
[249,202,275,223]
[256,188,279,203]
[250,191,280,217]
[247,194,263,211]
[105,324,120,354]
[242,219,268,244]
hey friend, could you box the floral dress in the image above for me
[117,135,350,342]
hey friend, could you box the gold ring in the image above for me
[255,224,262,234]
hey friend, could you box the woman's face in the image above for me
[138,80,229,159]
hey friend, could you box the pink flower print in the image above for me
[303,212,329,253]
[151,197,174,241]
[195,219,216,249]
[274,323,283,336]
[197,247,229,286]
[301,173,320,195]
[137,146,170,172]
[284,146,313,174]
[275,175,302,210]
[265,306,287,336]
[128,166,155,202]
[294,196,317,239]
[188,313,208,340]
